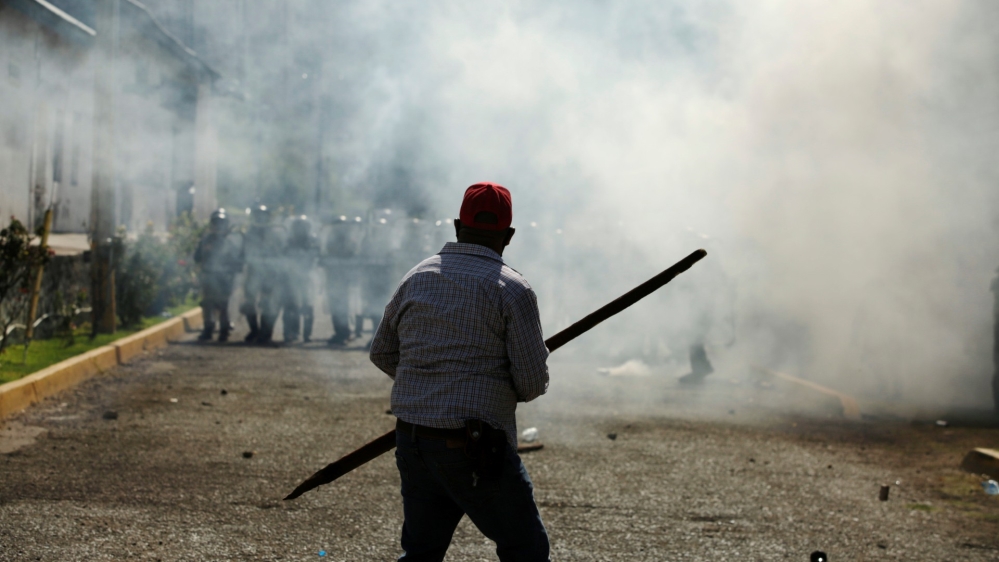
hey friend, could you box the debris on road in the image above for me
[597,359,650,377]
[982,480,999,495]
[935,420,948,427]
[169,398,178,403]
[242,451,255,459]
[607,433,618,441]
[0,423,47,454]
[521,427,538,443]
[201,402,212,407]
[960,447,999,480]
[879,484,890,501]
[220,389,228,395]
[517,442,544,453]
[101,411,118,420]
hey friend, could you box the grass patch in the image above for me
[933,472,999,521]
[940,473,986,500]
[907,503,936,512]
[0,299,197,384]
[970,512,999,522]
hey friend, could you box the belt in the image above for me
[396,419,467,441]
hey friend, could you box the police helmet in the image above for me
[248,204,270,225]
[291,215,312,239]
[210,208,228,228]
[371,208,393,226]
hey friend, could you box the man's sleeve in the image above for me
[369,285,403,378]
[505,286,550,402]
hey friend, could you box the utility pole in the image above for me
[90,0,120,335]
[314,65,325,210]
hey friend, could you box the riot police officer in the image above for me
[240,204,285,345]
[399,217,434,274]
[282,215,319,342]
[323,215,362,345]
[194,209,242,341]
[357,209,396,340]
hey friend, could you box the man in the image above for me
[282,215,319,343]
[193,209,242,341]
[369,182,551,561]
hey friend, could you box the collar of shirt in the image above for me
[438,242,504,264]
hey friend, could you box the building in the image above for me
[0,0,218,237]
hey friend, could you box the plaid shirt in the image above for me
[369,242,550,445]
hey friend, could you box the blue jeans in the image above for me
[394,428,550,561]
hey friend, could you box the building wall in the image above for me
[0,6,96,234]
[115,24,195,233]
[0,7,39,228]
[109,4,216,231]
[0,0,217,235]
[194,82,217,219]
[37,30,96,234]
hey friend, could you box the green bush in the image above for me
[114,232,158,327]
[114,214,206,328]
[0,217,50,357]
[162,211,205,309]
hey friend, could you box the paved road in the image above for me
[2,325,999,561]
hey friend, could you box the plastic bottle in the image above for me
[521,427,539,443]
[982,480,999,495]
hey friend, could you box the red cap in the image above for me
[459,182,512,231]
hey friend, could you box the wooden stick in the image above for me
[25,208,53,340]
[284,248,707,500]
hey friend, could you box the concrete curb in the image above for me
[0,308,203,420]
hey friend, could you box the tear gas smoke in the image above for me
[6,0,997,414]
[302,0,999,413]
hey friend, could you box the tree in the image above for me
[0,217,50,360]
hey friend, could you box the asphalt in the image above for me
[2,323,999,561]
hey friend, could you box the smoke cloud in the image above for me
[9,0,997,413]
[315,0,999,411]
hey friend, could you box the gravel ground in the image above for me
[2,323,999,561]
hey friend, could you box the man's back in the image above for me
[370,183,551,561]
[370,241,549,445]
